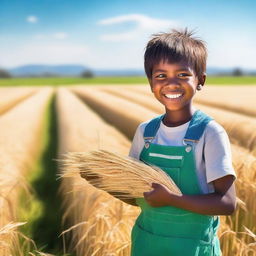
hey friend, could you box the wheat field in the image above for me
[0,84,255,256]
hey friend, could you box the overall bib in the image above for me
[131,110,221,256]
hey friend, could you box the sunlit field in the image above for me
[0,82,256,255]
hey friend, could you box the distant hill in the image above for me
[94,69,145,76]
[6,64,256,77]
[206,67,231,75]
[206,67,241,75]
[9,64,87,77]
[8,64,145,77]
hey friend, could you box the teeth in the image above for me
[165,94,182,99]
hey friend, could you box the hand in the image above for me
[143,183,174,207]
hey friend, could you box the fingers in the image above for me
[143,191,150,198]
[144,183,159,197]
[144,183,163,200]
[151,182,159,188]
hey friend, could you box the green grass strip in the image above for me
[0,76,256,86]
[0,76,147,86]
[18,95,74,255]
[206,76,256,85]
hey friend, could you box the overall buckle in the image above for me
[144,136,154,149]
[183,139,198,153]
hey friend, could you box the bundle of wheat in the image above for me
[60,149,182,199]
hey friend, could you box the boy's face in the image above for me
[149,60,205,112]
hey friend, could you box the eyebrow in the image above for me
[153,68,191,73]
[153,69,166,73]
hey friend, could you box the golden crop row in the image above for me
[0,87,39,115]
[57,88,139,256]
[0,88,53,255]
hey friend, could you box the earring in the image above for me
[196,84,202,91]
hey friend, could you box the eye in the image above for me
[178,73,190,77]
[155,73,166,78]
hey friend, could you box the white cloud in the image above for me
[99,14,175,30]
[27,15,38,23]
[98,14,178,42]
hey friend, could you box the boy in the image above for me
[129,28,236,255]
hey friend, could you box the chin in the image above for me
[165,104,189,112]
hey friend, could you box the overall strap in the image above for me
[143,114,165,143]
[183,109,213,144]
[143,110,213,144]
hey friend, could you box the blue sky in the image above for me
[1,0,256,70]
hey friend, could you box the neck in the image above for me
[163,106,196,127]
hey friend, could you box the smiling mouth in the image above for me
[164,93,183,99]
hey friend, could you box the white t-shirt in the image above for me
[129,116,236,194]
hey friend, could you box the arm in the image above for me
[143,175,236,215]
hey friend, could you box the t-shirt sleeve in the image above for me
[204,127,236,183]
[128,123,146,160]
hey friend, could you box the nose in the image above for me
[164,77,181,87]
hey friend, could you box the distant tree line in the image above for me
[232,68,243,76]
[214,67,256,76]
[80,69,94,78]
[0,69,12,78]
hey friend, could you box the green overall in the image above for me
[131,110,221,256]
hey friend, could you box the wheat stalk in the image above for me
[60,149,182,199]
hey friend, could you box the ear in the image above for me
[198,73,206,86]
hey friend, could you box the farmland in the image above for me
[0,83,256,255]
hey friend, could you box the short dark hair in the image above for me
[144,28,207,79]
